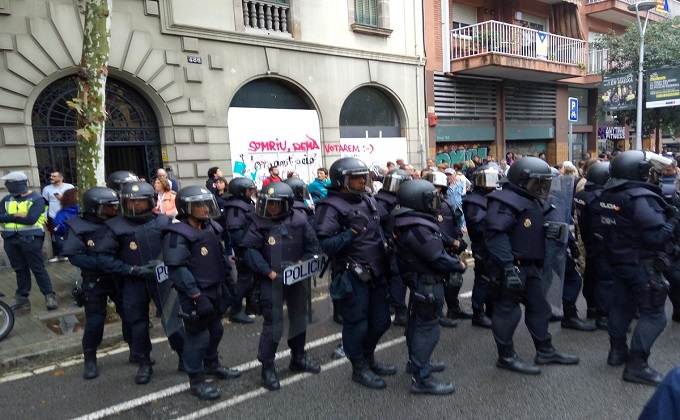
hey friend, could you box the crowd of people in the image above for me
[1,149,679,408]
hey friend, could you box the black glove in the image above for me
[543,222,562,240]
[568,243,580,259]
[456,238,468,254]
[129,262,157,276]
[194,294,213,317]
[349,211,369,233]
[504,267,523,292]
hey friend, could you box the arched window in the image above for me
[339,86,400,137]
[230,78,313,109]
[32,76,162,185]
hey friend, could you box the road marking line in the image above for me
[70,332,344,420]
[175,336,406,420]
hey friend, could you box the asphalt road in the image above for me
[1,286,678,420]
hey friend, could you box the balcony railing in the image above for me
[587,48,610,74]
[451,21,586,66]
[242,0,290,33]
[586,0,638,4]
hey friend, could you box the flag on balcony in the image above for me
[656,0,669,13]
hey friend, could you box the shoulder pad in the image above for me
[164,221,203,242]
[394,214,439,231]
[67,217,100,236]
[104,216,136,236]
[224,199,252,212]
[487,189,533,213]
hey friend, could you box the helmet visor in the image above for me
[428,191,442,214]
[475,169,501,189]
[185,194,221,220]
[382,173,410,193]
[256,195,291,219]
[120,197,155,219]
[525,175,552,200]
[97,201,119,219]
[343,170,373,195]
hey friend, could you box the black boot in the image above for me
[596,315,609,330]
[561,304,596,332]
[393,306,407,326]
[471,309,492,328]
[135,357,153,384]
[177,352,187,372]
[438,314,458,328]
[129,354,156,365]
[261,362,280,390]
[229,307,254,324]
[445,283,472,319]
[366,354,396,376]
[410,375,455,395]
[10,294,30,311]
[204,356,241,379]
[330,343,345,360]
[189,373,220,400]
[496,346,541,375]
[623,352,663,386]
[289,351,321,374]
[332,302,343,325]
[607,338,628,367]
[586,308,597,319]
[351,358,386,389]
[83,349,99,380]
[534,339,579,365]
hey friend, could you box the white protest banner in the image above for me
[325,137,408,173]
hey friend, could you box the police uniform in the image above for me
[241,184,321,391]
[95,201,185,384]
[62,212,131,378]
[163,215,240,400]
[484,157,579,375]
[599,177,670,385]
[462,188,494,326]
[0,172,56,310]
[224,195,256,323]
[392,179,463,394]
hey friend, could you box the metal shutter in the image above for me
[434,72,497,120]
[504,81,556,120]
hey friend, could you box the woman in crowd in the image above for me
[53,187,79,260]
[153,177,178,217]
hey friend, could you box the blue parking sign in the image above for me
[568,97,578,122]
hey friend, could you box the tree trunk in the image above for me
[67,0,111,202]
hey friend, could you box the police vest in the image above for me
[63,216,109,277]
[248,210,308,271]
[574,186,604,253]
[2,192,46,234]
[487,188,545,261]
[317,193,389,278]
[374,190,397,236]
[104,214,172,266]
[599,185,666,264]
[393,213,446,281]
[438,197,460,239]
[164,220,226,290]
[462,190,488,244]
[292,201,314,225]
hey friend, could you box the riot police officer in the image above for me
[425,171,469,328]
[485,156,579,375]
[106,170,139,192]
[598,150,672,385]
[283,177,314,224]
[374,168,411,326]
[163,186,240,400]
[225,177,258,324]
[461,165,502,328]
[392,179,464,395]
[95,181,185,384]
[61,186,130,379]
[241,183,321,390]
[315,157,395,389]
[573,161,612,330]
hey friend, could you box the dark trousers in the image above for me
[406,280,443,379]
[609,264,667,356]
[662,260,680,315]
[471,255,492,313]
[3,234,54,297]
[593,257,614,316]
[562,256,582,307]
[232,261,254,312]
[336,275,391,361]
[257,278,308,363]
[82,274,130,350]
[124,277,184,360]
[178,293,224,375]
[388,255,407,308]
[46,217,63,258]
[492,263,551,349]
[582,256,598,311]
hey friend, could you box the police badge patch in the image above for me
[437,215,443,222]
[200,246,208,256]
[130,241,138,250]
[87,239,95,247]
[523,218,532,228]
[268,236,276,245]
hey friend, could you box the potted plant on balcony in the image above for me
[475,31,502,52]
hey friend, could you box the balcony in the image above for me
[585,0,665,26]
[242,0,291,36]
[450,21,586,83]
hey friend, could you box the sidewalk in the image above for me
[0,260,128,375]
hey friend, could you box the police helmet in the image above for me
[328,157,373,195]
[175,185,221,221]
[396,179,441,216]
[585,161,610,186]
[82,186,119,219]
[282,178,310,203]
[425,171,448,189]
[609,150,653,182]
[227,177,257,200]
[382,169,411,193]
[473,165,502,191]
[505,156,553,200]
[106,171,139,192]
[119,181,156,221]
[256,182,294,220]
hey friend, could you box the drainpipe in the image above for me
[415,0,426,167]
[442,0,450,73]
